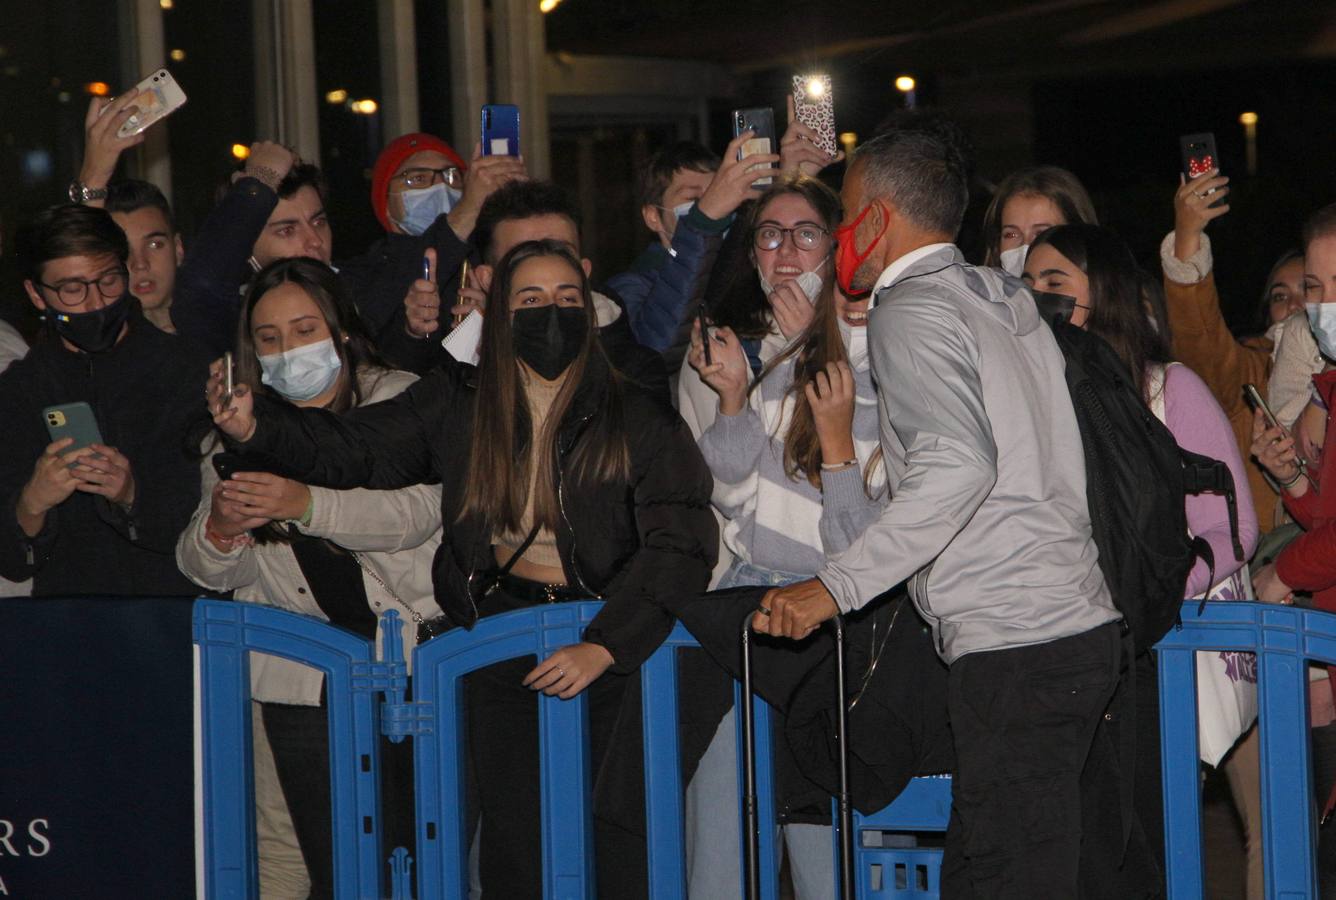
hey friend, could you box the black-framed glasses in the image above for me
[36,268,128,308]
[753,224,829,251]
[392,166,463,191]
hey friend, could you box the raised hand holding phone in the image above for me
[733,107,777,188]
[404,248,441,338]
[76,88,146,205]
[688,320,749,415]
[696,131,781,221]
[207,358,256,443]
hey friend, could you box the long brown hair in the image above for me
[981,166,1098,266]
[457,239,630,531]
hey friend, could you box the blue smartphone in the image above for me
[481,104,520,156]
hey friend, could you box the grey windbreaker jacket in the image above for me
[817,246,1119,663]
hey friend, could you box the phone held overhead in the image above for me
[481,104,520,157]
[732,107,776,188]
[111,69,187,139]
[792,74,838,158]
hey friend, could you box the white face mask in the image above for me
[259,337,344,402]
[1307,303,1336,360]
[999,244,1029,278]
[839,316,869,368]
[658,200,695,243]
[758,269,824,304]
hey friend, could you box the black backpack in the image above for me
[1045,317,1245,651]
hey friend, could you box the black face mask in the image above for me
[48,294,131,354]
[1033,290,1080,325]
[511,304,587,380]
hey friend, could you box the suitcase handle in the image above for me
[739,610,855,900]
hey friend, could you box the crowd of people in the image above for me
[4,80,1336,900]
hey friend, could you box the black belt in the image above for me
[491,571,583,605]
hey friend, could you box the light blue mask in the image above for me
[259,338,344,402]
[394,182,463,236]
[1308,303,1336,360]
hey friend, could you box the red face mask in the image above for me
[833,201,889,297]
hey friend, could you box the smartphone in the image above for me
[792,74,837,158]
[1243,383,1281,432]
[222,351,235,407]
[211,452,243,483]
[453,259,470,328]
[1179,132,1219,181]
[481,104,520,157]
[732,107,776,188]
[116,69,187,139]
[43,402,103,458]
[696,306,712,366]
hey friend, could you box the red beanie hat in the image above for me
[370,132,468,232]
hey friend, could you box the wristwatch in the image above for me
[68,180,109,204]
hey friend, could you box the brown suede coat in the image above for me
[1165,272,1276,534]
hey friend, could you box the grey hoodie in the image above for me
[817,246,1119,663]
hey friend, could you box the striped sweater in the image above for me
[698,326,886,575]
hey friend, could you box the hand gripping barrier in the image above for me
[1155,600,1328,899]
[196,598,951,898]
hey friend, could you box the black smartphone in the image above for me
[732,107,776,188]
[1180,132,1219,181]
[481,104,520,157]
[696,306,712,366]
[211,452,244,483]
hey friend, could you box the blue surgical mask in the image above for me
[259,338,344,402]
[1307,303,1336,360]
[393,182,462,236]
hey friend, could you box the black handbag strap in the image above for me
[495,524,542,579]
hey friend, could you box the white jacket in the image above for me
[176,367,444,704]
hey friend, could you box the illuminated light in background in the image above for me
[159,0,173,8]
[894,75,916,93]
[804,76,825,97]
[839,132,858,154]
[1239,111,1259,175]
[325,88,348,105]
[231,143,250,160]
[350,99,379,115]
[169,49,186,62]
[85,82,110,96]
[1239,111,1258,126]
[539,0,562,12]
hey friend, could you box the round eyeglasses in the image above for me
[753,224,829,251]
[37,268,128,308]
[392,166,464,191]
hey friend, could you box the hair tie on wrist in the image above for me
[820,458,858,471]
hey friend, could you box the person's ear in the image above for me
[581,258,592,279]
[476,264,494,292]
[24,280,46,312]
[641,204,662,234]
[174,235,185,266]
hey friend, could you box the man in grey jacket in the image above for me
[755,118,1123,897]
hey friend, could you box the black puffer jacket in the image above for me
[231,352,716,670]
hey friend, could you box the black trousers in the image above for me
[465,587,647,898]
[941,621,1121,899]
[261,700,416,899]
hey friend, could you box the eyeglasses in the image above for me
[37,268,128,308]
[753,224,829,251]
[392,166,464,191]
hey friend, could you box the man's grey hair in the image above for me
[853,116,970,238]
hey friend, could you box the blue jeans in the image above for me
[684,560,835,899]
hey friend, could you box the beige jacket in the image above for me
[176,367,444,704]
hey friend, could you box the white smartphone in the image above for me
[116,69,187,138]
[222,351,235,406]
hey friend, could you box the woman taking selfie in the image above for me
[205,239,716,897]
[177,257,442,898]
[1023,223,1260,897]
[682,173,887,899]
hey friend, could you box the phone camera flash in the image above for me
[805,77,825,97]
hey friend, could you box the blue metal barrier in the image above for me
[196,598,946,898]
[194,600,388,899]
[1155,600,1328,899]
